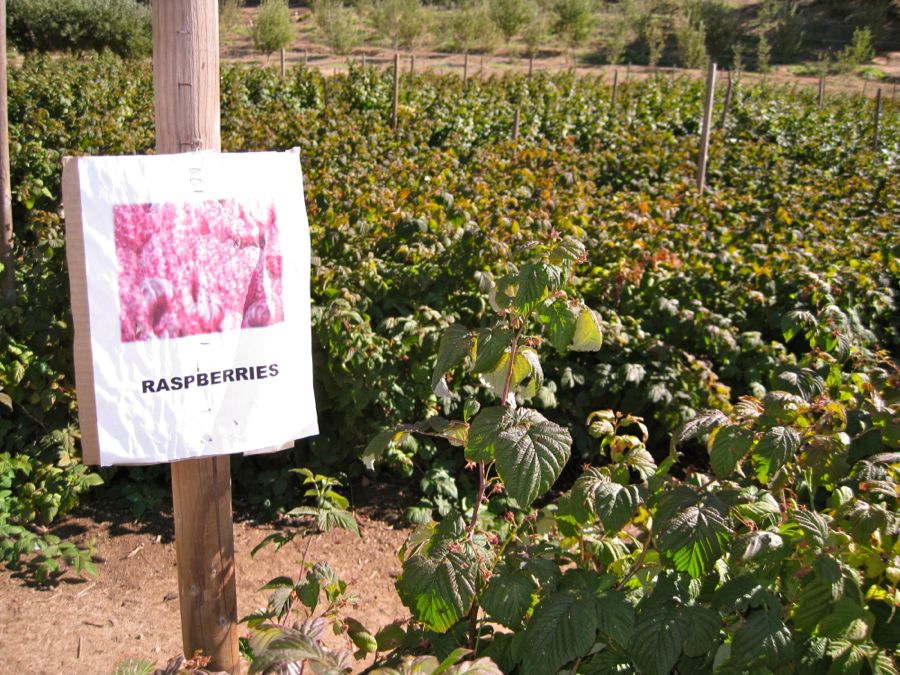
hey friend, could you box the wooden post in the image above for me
[480,53,484,77]
[410,54,415,74]
[817,74,825,106]
[719,69,733,129]
[279,48,286,78]
[0,0,14,301]
[392,52,400,131]
[610,69,619,110]
[696,61,717,193]
[322,75,328,109]
[304,48,308,66]
[463,52,469,89]
[512,106,520,140]
[872,87,882,150]
[152,3,240,672]
[528,54,534,79]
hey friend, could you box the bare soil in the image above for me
[0,498,410,674]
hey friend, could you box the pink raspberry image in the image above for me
[113,199,284,342]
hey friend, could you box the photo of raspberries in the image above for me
[113,199,284,342]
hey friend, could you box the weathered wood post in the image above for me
[0,0,14,301]
[280,48,286,78]
[872,87,882,150]
[392,52,400,131]
[528,54,534,79]
[610,69,619,110]
[696,61,717,193]
[817,74,825,107]
[512,107,520,140]
[720,69,733,129]
[151,2,240,671]
[463,52,469,89]
[410,54,415,74]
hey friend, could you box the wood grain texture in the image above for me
[0,0,14,300]
[152,2,239,671]
[696,61,717,193]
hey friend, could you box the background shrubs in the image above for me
[7,0,151,58]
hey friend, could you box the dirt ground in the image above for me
[0,497,411,675]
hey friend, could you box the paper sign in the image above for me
[62,151,319,466]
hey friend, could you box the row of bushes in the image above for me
[0,55,897,578]
[7,0,151,58]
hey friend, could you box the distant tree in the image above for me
[367,0,429,51]
[488,0,535,46]
[251,0,295,59]
[219,0,245,35]
[674,13,707,69]
[756,32,771,72]
[551,0,595,55]
[445,1,486,54]
[605,16,629,65]
[521,9,549,58]
[312,0,360,56]
[835,27,874,74]
[643,14,666,67]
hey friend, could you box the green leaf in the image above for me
[670,410,729,452]
[494,408,572,506]
[655,490,731,578]
[708,425,753,478]
[396,542,479,633]
[363,429,404,470]
[594,590,635,647]
[571,468,642,533]
[570,308,603,352]
[472,327,515,374]
[826,639,868,675]
[776,367,826,401]
[520,591,599,675]
[629,607,687,675]
[538,299,578,353]
[318,507,360,536]
[752,426,801,483]
[682,606,721,657]
[549,236,586,267]
[788,509,830,551]
[729,610,794,670]
[481,569,534,629]
[817,598,874,642]
[465,406,510,462]
[297,574,320,612]
[375,621,407,651]
[112,658,156,675]
[432,324,473,394]
[781,310,817,343]
[514,262,563,316]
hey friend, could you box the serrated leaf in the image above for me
[297,575,320,612]
[494,408,571,506]
[730,610,793,670]
[472,327,515,374]
[572,468,642,533]
[432,324,473,393]
[318,507,360,536]
[396,543,479,633]
[629,607,687,675]
[671,410,729,452]
[732,530,784,563]
[708,425,753,478]
[549,236,586,267]
[570,308,603,352]
[375,620,406,651]
[520,591,599,675]
[514,262,563,316]
[465,407,511,462]
[869,650,899,675]
[622,446,657,480]
[363,429,406,470]
[789,509,830,551]
[538,299,578,353]
[478,349,535,400]
[655,490,732,578]
[594,590,635,647]
[776,367,826,401]
[481,569,534,629]
[793,576,835,633]
[682,606,721,657]
[826,639,868,675]
[752,426,801,483]
[817,597,874,642]
[781,310,817,342]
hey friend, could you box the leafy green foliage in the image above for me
[251,0,295,58]
[8,0,151,58]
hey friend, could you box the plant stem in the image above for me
[616,535,650,591]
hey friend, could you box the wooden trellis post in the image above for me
[0,0,14,301]
[392,52,400,131]
[463,52,469,89]
[818,74,825,107]
[610,69,619,110]
[696,61,717,193]
[528,54,534,79]
[512,107,520,140]
[719,69,734,129]
[280,48,285,78]
[872,88,882,150]
[152,2,240,672]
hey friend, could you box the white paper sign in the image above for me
[63,151,319,466]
